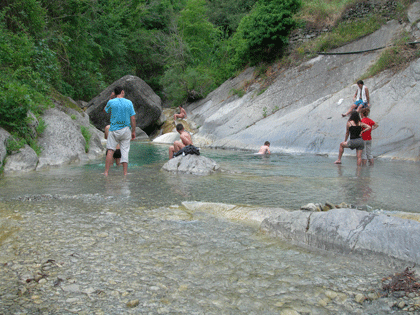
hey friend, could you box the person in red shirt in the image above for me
[360,108,379,166]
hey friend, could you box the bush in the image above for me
[230,0,301,67]
[80,126,92,153]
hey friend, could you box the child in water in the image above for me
[258,141,271,154]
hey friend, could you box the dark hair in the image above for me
[349,111,361,124]
[264,141,270,146]
[176,123,184,131]
[357,80,364,85]
[360,108,370,117]
[114,86,123,95]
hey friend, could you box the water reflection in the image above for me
[0,142,419,213]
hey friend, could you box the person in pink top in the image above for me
[360,108,378,166]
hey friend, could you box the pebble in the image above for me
[127,299,140,308]
[1,197,419,314]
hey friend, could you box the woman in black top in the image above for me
[334,111,371,166]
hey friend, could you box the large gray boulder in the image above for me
[37,108,104,170]
[162,155,220,175]
[86,75,162,133]
[3,144,38,173]
[187,16,420,161]
[0,128,11,167]
[260,208,420,265]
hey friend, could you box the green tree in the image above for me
[231,0,301,67]
[206,0,258,35]
[160,0,222,105]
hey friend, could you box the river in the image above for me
[0,141,418,314]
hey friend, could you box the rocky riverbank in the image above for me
[1,196,419,314]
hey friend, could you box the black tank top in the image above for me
[349,125,362,139]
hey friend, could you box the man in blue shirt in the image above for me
[103,86,136,176]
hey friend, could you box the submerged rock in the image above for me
[161,155,220,175]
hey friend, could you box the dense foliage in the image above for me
[0,0,301,105]
[0,0,302,154]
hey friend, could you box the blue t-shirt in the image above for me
[105,98,136,131]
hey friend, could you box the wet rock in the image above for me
[0,128,11,167]
[300,203,320,211]
[86,75,162,132]
[261,208,420,265]
[355,293,366,304]
[162,155,220,175]
[126,299,140,308]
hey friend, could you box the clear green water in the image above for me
[0,142,417,314]
[1,142,419,213]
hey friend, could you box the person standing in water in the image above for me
[103,86,136,176]
[360,108,378,166]
[334,111,371,166]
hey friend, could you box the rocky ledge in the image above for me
[161,155,220,175]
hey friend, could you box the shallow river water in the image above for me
[1,142,419,314]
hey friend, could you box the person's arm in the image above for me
[130,115,136,140]
[344,123,350,141]
[372,122,378,130]
[360,122,371,136]
[103,92,116,113]
[365,88,370,106]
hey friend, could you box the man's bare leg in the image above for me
[169,145,175,159]
[342,104,357,117]
[169,141,185,159]
[104,149,115,176]
[122,162,128,175]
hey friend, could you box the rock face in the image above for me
[187,16,420,161]
[0,128,10,168]
[86,75,162,133]
[37,108,104,170]
[260,208,420,265]
[162,155,220,175]
[3,145,38,173]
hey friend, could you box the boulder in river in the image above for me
[86,75,162,134]
[162,155,220,175]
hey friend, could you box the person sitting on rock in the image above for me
[258,141,271,154]
[169,123,193,159]
[342,80,370,117]
[174,105,187,121]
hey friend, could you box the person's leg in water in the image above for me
[356,148,363,166]
[104,149,115,176]
[334,141,348,164]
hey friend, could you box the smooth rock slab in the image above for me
[261,208,420,265]
[161,155,220,175]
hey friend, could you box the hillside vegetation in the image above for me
[0,0,416,156]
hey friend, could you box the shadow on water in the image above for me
[1,142,420,212]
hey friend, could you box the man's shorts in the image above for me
[106,127,131,163]
[347,138,364,150]
[106,149,121,159]
[354,99,368,109]
[361,140,373,159]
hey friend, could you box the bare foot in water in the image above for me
[334,160,342,164]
